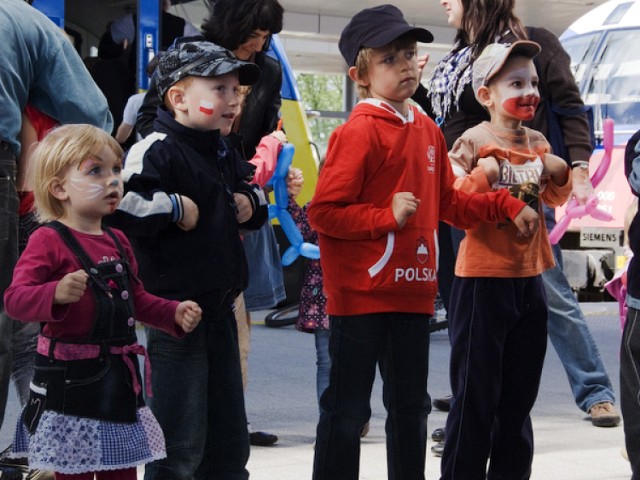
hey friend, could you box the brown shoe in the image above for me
[26,470,56,480]
[589,402,621,427]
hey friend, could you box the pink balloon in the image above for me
[590,118,613,188]
[548,118,615,245]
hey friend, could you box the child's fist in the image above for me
[175,300,202,333]
[286,167,304,198]
[478,155,500,186]
[54,269,89,305]
[177,195,199,231]
[512,205,540,237]
[391,192,421,229]
[234,193,252,223]
[270,130,287,144]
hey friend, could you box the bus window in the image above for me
[562,32,600,87]
[589,29,640,136]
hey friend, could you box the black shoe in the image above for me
[432,395,452,412]
[431,427,445,443]
[431,442,444,457]
[249,431,278,447]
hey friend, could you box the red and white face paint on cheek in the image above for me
[502,94,540,121]
[199,100,215,115]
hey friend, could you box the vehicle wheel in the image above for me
[264,303,299,328]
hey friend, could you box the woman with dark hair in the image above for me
[137,0,284,159]
[200,0,284,158]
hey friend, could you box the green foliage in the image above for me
[295,73,346,158]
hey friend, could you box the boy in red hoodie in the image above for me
[307,5,540,480]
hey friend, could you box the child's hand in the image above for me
[234,193,252,223]
[286,167,304,198]
[478,156,500,185]
[54,269,89,305]
[417,52,430,81]
[177,195,199,231]
[392,192,421,229]
[512,205,540,237]
[544,154,571,187]
[270,130,287,144]
[175,300,202,333]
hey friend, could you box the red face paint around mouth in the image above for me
[199,100,215,115]
[502,96,540,121]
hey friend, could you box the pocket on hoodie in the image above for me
[367,227,439,293]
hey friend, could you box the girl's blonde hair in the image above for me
[353,33,418,99]
[31,124,123,222]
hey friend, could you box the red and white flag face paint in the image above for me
[199,100,215,115]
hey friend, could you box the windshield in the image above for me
[562,28,640,140]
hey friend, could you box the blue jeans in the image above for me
[313,313,431,480]
[543,206,615,412]
[621,307,640,478]
[144,291,249,480]
[314,328,331,417]
[242,223,285,311]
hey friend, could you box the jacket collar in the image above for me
[154,107,221,154]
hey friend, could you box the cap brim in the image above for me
[510,40,541,59]
[210,60,261,86]
[364,25,434,49]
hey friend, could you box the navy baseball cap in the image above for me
[339,4,434,67]
[156,40,260,99]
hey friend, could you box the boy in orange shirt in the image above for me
[441,41,572,479]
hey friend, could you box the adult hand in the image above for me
[571,166,595,204]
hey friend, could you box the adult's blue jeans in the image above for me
[543,206,615,412]
[313,312,431,480]
[144,291,249,480]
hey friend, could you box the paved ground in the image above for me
[0,302,631,479]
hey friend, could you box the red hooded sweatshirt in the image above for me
[308,100,527,316]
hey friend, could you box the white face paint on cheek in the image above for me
[199,100,215,115]
[69,176,105,199]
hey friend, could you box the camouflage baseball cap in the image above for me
[472,40,541,99]
[156,40,260,100]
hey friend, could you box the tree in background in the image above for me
[295,73,345,159]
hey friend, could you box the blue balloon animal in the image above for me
[267,143,320,266]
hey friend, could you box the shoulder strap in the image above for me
[44,221,110,296]
[102,225,129,263]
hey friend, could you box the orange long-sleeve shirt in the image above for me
[450,121,572,278]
